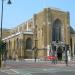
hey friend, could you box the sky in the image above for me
[0,0,75,29]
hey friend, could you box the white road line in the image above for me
[0,69,20,74]
[10,69,20,74]
[43,68,75,73]
[43,69,47,71]
[66,69,75,72]
[24,73,32,75]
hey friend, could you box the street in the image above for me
[0,60,75,75]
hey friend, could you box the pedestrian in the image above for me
[52,50,57,64]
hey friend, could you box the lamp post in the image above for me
[34,25,38,62]
[65,44,69,66]
[1,0,11,39]
[0,0,11,68]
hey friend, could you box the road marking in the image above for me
[43,68,75,73]
[0,69,20,74]
[24,73,32,75]
[1,68,75,75]
[66,69,75,72]
[13,68,75,74]
[43,69,47,71]
[10,69,20,74]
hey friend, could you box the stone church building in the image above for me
[2,8,75,60]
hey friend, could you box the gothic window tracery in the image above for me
[52,19,62,41]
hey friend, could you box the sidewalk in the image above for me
[1,59,75,69]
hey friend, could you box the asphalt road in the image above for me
[0,67,75,75]
[0,60,75,75]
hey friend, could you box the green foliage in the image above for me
[0,39,6,55]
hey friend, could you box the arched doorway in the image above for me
[57,46,63,60]
[25,38,33,58]
[52,19,62,41]
[26,38,32,49]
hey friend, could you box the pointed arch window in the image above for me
[52,19,62,41]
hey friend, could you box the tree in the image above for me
[0,39,6,68]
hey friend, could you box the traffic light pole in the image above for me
[34,40,37,62]
[0,53,1,68]
[65,44,68,66]
[34,25,38,62]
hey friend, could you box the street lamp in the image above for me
[0,0,11,68]
[1,0,11,39]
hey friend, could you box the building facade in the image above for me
[3,8,75,60]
